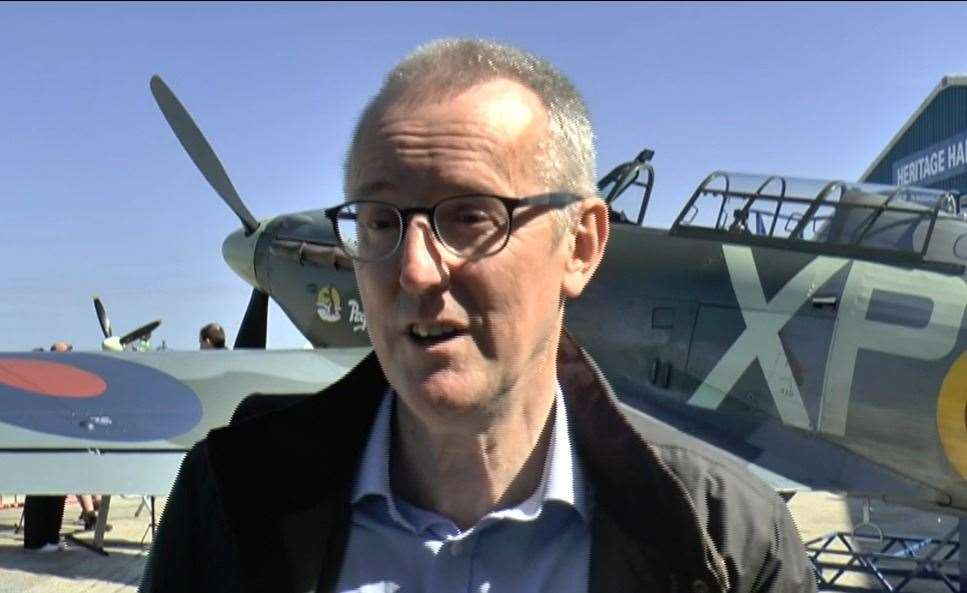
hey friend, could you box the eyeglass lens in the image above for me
[334,196,511,261]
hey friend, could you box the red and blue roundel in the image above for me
[0,353,203,442]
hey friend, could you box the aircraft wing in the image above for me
[615,400,814,495]
[619,393,949,510]
[0,345,921,504]
[0,348,370,495]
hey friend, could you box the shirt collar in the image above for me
[350,387,409,527]
[351,383,589,532]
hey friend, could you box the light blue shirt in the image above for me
[336,385,591,593]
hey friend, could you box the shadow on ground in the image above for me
[0,498,153,591]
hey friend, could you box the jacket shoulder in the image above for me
[140,440,242,593]
[654,441,815,593]
[650,438,781,513]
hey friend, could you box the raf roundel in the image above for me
[0,353,203,441]
[0,359,106,398]
[938,352,967,479]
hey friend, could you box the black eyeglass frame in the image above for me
[324,192,583,263]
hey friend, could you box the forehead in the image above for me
[350,79,548,198]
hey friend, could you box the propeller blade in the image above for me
[149,75,259,234]
[234,289,268,349]
[120,320,162,346]
[93,296,112,338]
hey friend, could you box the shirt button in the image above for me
[450,541,463,556]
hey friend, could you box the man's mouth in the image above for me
[408,323,463,346]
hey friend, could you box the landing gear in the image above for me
[851,498,884,543]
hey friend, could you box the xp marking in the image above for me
[688,246,847,429]
[821,261,967,435]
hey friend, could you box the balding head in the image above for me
[350,77,549,203]
[345,39,597,210]
[50,341,72,352]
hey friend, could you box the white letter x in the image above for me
[687,246,848,430]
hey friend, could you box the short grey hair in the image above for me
[344,38,597,231]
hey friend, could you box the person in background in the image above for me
[23,342,72,552]
[199,323,227,350]
[74,495,104,531]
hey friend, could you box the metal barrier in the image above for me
[806,526,960,592]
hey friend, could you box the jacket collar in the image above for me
[206,331,727,593]
[557,332,729,593]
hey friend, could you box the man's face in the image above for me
[350,79,573,427]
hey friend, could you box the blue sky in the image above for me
[2,1,965,350]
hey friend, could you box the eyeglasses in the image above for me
[324,193,582,263]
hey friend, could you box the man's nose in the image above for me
[398,216,449,293]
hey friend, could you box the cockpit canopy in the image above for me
[669,172,962,263]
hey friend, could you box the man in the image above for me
[199,322,227,349]
[23,341,72,552]
[142,39,814,593]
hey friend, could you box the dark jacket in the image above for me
[140,332,816,593]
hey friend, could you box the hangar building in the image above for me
[862,75,967,198]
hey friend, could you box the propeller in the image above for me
[149,75,259,235]
[92,297,162,351]
[94,296,112,338]
[150,75,268,348]
[234,290,269,349]
[120,320,162,346]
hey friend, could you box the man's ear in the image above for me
[562,198,609,299]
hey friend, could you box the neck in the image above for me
[390,365,558,531]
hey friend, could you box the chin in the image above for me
[397,369,493,418]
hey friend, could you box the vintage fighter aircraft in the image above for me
[2,75,967,543]
[93,296,162,352]
[205,72,967,518]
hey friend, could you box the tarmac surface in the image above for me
[0,495,162,593]
[0,491,958,592]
